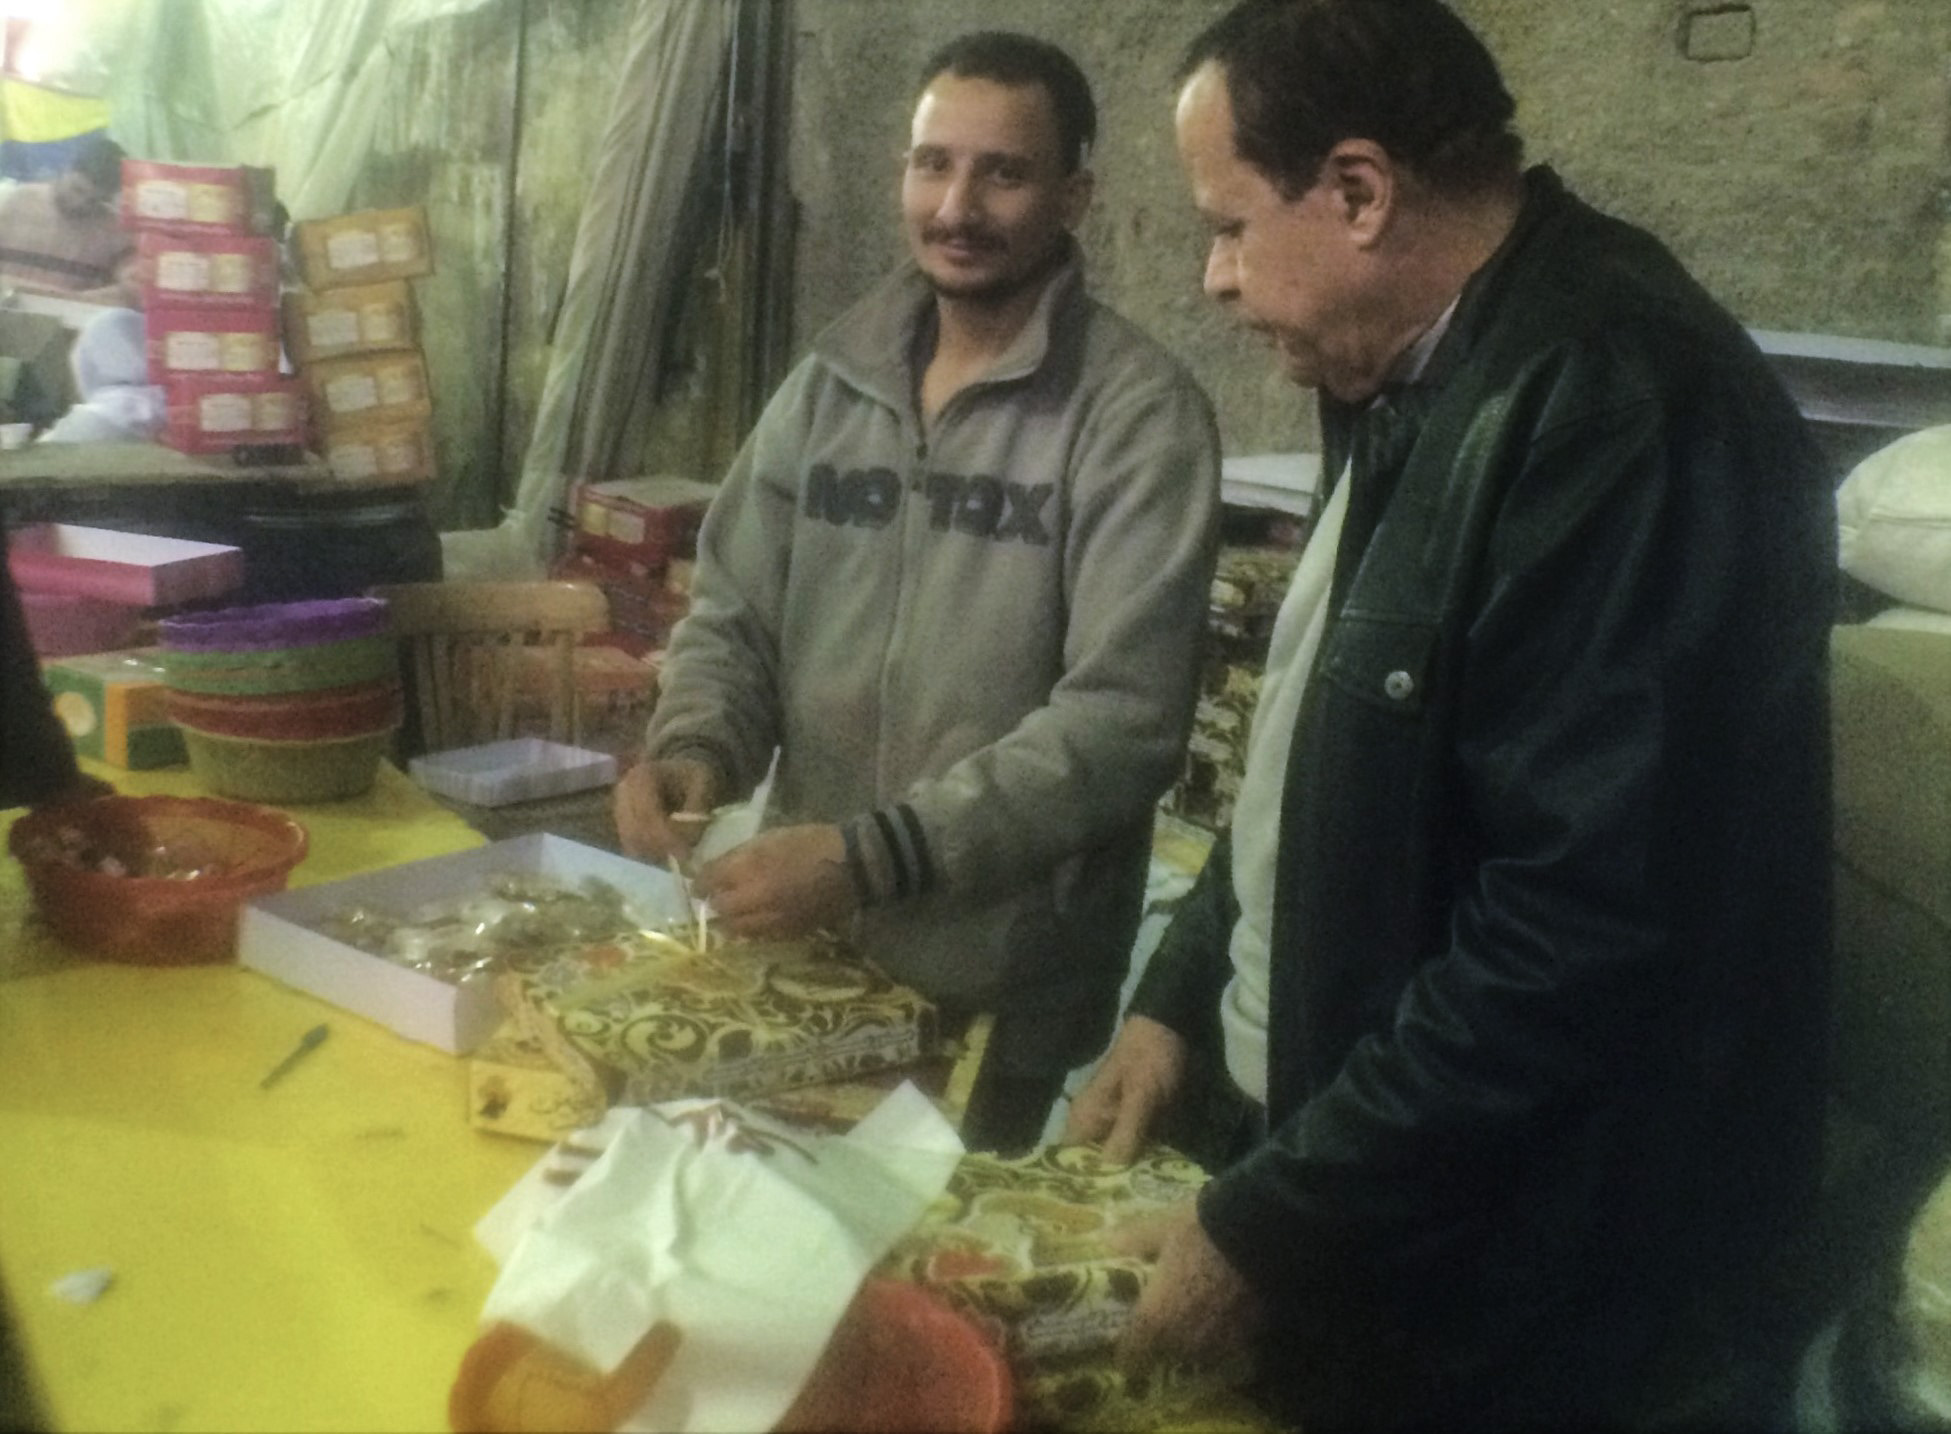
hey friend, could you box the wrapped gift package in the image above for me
[283,280,419,365]
[137,230,281,307]
[876,1143,1266,1430]
[162,374,307,456]
[467,1021,608,1142]
[500,926,939,1108]
[7,523,243,607]
[41,649,186,769]
[145,302,282,380]
[292,205,433,290]
[122,159,278,236]
[239,834,687,1055]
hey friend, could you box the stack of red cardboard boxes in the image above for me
[552,476,717,659]
[282,205,437,484]
[123,160,306,458]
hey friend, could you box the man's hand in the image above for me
[695,823,856,940]
[1063,1014,1188,1163]
[614,757,720,865]
[1113,1199,1263,1378]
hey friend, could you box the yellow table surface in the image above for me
[0,761,547,1433]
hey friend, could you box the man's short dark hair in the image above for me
[69,136,126,195]
[919,31,1097,174]
[1180,0,1522,199]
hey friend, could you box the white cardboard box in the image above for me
[239,835,684,1055]
[409,739,618,808]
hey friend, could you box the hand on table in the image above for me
[1063,1014,1189,1164]
[1112,1199,1264,1378]
[614,757,720,866]
[695,824,857,940]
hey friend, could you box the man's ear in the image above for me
[1060,167,1096,230]
[1321,139,1394,247]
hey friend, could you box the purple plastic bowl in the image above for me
[160,597,391,653]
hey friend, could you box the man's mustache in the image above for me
[922,223,1005,251]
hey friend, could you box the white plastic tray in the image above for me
[239,834,682,1054]
[409,738,618,808]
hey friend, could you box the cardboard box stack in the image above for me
[283,206,436,484]
[122,159,305,458]
[552,476,717,658]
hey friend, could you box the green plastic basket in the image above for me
[181,727,395,803]
[163,634,396,696]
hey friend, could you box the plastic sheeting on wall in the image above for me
[23,0,496,219]
[443,0,736,580]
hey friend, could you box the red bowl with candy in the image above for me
[8,794,309,964]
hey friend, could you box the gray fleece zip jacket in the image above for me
[646,251,1220,1075]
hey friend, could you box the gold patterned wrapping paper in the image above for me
[875,1144,1276,1431]
[496,930,939,1109]
[467,1022,608,1141]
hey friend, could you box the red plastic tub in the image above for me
[166,680,401,742]
[9,795,308,964]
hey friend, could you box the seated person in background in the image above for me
[616,31,1222,1154]
[0,137,136,306]
[39,307,164,445]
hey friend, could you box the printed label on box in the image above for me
[376,359,424,407]
[199,392,253,432]
[209,252,255,294]
[379,220,422,265]
[188,182,237,225]
[325,373,381,415]
[219,332,272,372]
[359,302,405,345]
[328,230,382,272]
[155,252,210,291]
[308,311,360,350]
[165,331,221,371]
[133,179,189,222]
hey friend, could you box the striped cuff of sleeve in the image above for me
[842,803,938,907]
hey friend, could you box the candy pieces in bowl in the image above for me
[8,795,309,964]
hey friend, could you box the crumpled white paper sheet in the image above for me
[474,1081,963,1434]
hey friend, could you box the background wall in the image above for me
[787,0,1951,458]
[340,0,1951,519]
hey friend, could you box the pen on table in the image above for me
[260,1023,329,1090]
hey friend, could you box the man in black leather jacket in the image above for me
[1066,1,1835,1427]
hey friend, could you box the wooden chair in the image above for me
[369,580,611,755]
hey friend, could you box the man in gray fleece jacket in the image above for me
[615,30,1221,1151]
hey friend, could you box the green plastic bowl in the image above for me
[162,634,396,696]
[181,727,395,803]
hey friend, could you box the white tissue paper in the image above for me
[473,1081,963,1434]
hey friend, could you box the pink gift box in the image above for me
[8,523,245,607]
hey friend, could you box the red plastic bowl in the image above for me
[778,1278,1011,1434]
[8,794,308,964]
[446,1280,1008,1434]
[166,680,402,741]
